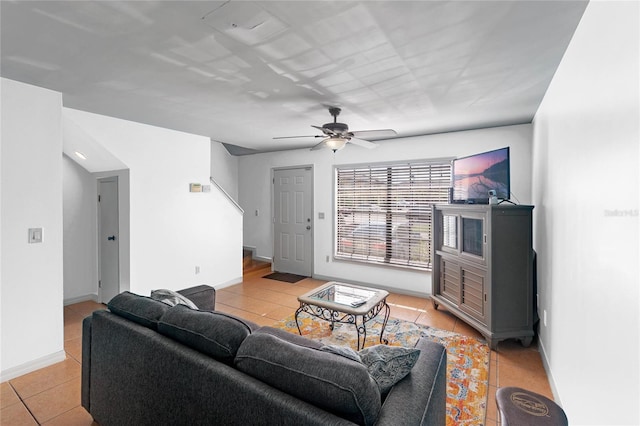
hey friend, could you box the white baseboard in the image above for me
[538,336,563,407]
[214,276,243,290]
[0,350,67,383]
[311,274,430,299]
[64,293,99,306]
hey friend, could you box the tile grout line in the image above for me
[8,381,40,425]
[35,351,84,426]
[13,372,80,401]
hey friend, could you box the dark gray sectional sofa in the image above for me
[81,285,447,425]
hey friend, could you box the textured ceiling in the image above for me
[1,1,588,154]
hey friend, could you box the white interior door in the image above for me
[98,178,120,303]
[273,167,313,276]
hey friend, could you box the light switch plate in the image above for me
[28,228,43,244]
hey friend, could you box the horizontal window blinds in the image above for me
[335,161,451,270]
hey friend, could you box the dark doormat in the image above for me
[263,272,307,283]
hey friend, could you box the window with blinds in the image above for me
[335,161,452,270]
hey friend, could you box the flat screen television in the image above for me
[451,147,510,204]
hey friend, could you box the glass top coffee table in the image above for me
[295,281,390,350]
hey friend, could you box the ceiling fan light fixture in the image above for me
[324,137,347,152]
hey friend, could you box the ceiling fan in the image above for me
[273,107,397,152]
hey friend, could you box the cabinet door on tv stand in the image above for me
[458,210,488,266]
[439,257,460,305]
[437,211,459,256]
[458,263,488,325]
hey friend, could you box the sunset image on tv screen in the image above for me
[453,148,509,201]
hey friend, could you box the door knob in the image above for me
[306,226,311,230]
[108,235,116,241]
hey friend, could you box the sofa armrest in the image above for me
[81,316,92,412]
[375,339,447,426]
[178,285,216,310]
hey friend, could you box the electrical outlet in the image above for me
[326,255,330,262]
[195,266,200,274]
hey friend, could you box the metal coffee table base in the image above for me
[295,299,391,350]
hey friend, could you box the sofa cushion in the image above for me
[235,332,381,426]
[157,305,259,364]
[150,289,198,309]
[107,291,169,330]
[320,344,362,362]
[358,345,421,394]
[253,326,323,349]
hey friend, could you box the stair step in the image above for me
[243,251,271,277]
[244,266,272,279]
[244,260,271,273]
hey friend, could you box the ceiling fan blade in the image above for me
[349,138,378,149]
[350,129,397,139]
[273,135,322,140]
[310,140,327,151]
[311,125,334,136]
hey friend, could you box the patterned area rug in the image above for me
[273,312,490,426]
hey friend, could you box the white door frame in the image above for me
[97,176,120,303]
[271,165,314,276]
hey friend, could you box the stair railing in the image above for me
[210,177,244,215]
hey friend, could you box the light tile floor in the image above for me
[0,275,553,425]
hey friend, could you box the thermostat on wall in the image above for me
[189,183,202,192]
[28,228,43,244]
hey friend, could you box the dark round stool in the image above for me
[496,387,568,426]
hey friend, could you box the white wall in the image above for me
[64,108,242,296]
[211,141,239,201]
[239,123,532,295]
[532,2,639,424]
[62,154,98,303]
[1,78,65,380]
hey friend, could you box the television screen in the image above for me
[452,147,510,203]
